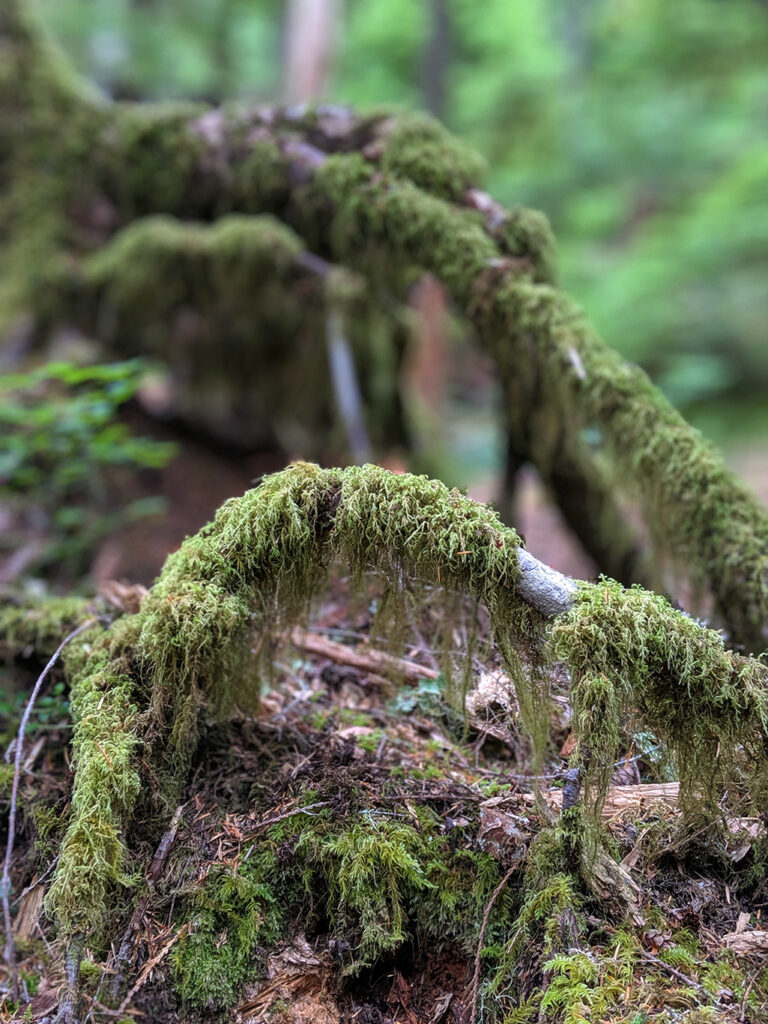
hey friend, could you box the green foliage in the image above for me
[535,929,640,1024]
[0,595,91,660]
[0,358,175,576]
[6,0,768,650]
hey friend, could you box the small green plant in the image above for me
[390,675,445,716]
[0,358,176,578]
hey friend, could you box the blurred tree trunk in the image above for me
[421,0,451,118]
[283,0,340,103]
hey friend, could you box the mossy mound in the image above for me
[4,629,768,1022]
[2,462,767,1023]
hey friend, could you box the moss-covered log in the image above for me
[5,0,767,648]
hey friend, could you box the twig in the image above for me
[467,863,518,1023]
[640,951,713,999]
[740,966,761,1021]
[290,629,440,683]
[241,801,329,836]
[13,853,60,907]
[2,617,96,1001]
[117,923,189,1014]
[326,309,372,465]
[54,934,84,1024]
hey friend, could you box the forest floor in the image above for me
[2,567,768,1023]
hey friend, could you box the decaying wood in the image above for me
[522,782,681,818]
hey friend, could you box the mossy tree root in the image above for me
[4,0,766,648]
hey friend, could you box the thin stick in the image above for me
[242,801,329,836]
[468,863,518,1023]
[290,629,440,683]
[640,951,713,999]
[2,618,96,1000]
[12,852,60,907]
[110,804,185,998]
[117,923,189,1013]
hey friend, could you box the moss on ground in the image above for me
[2,4,768,1016]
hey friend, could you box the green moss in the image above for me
[307,143,768,652]
[63,213,305,348]
[487,872,583,1003]
[45,619,142,940]
[171,796,515,1010]
[313,155,497,302]
[95,102,208,217]
[235,137,292,214]
[171,864,277,1012]
[38,463,768,959]
[4,0,767,652]
[496,206,559,285]
[309,819,434,968]
[379,112,486,202]
[0,595,93,660]
[42,463,528,946]
[552,578,768,817]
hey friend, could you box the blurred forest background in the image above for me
[39,0,768,446]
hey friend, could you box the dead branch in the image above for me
[290,629,440,684]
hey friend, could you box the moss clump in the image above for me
[495,205,559,285]
[45,463,528,946]
[37,463,768,958]
[0,595,93,660]
[171,796,515,1012]
[379,111,487,203]
[551,578,768,817]
[171,864,278,1011]
[94,101,208,218]
[45,617,142,940]
[314,155,497,304]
